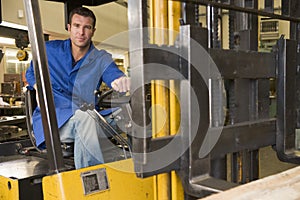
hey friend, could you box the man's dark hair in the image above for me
[69,7,96,28]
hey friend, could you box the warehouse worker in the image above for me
[25,7,130,169]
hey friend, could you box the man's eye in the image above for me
[73,24,80,28]
[84,25,93,30]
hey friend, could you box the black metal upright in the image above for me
[286,0,300,132]
[230,0,261,184]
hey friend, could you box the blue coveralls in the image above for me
[25,39,124,168]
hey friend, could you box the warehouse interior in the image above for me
[0,0,300,199]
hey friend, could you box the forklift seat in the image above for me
[24,87,74,157]
[24,87,131,164]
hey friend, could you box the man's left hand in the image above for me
[111,76,130,93]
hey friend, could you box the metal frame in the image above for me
[128,0,300,198]
[127,0,151,176]
[276,38,300,163]
[23,0,65,174]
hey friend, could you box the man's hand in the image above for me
[33,84,40,107]
[111,76,130,93]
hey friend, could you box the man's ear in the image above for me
[67,24,71,32]
[92,28,96,37]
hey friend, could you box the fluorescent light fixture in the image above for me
[0,21,28,46]
[4,48,19,57]
[0,21,28,31]
[6,59,30,64]
[0,37,15,45]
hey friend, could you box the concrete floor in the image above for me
[259,146,297,178]
[259,129,300,178]
[202,145,300,200]
[225,145,298,182]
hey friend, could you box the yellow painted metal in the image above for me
[153,0,169,45]
[168,1,185,200]
[151,0,185,199]
[152,80,171,200]
[168,0,181,45]
[42,159,154,200]
[156,173,171,200]
[153,80,170,138]
[169,80,180,136]
[171,171,184,200]
[0,176,19,200]
[151,81,159,200]
[169,81,184,200]
[149,0,154,44]
[167,0,180,136]
[151,0,171,199]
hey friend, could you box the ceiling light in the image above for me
[0,37,15,45]
[0,21,28,31]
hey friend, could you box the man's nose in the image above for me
[78,27,84,35]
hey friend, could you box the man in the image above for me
[26,7,130,169]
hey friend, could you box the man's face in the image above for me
[68,14,95,49]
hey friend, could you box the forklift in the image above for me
[0,0,300,199]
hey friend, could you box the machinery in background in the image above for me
[0,73,27,143]
[1,74,22,97]
[259,18,289,52]
[15,32,30,62]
